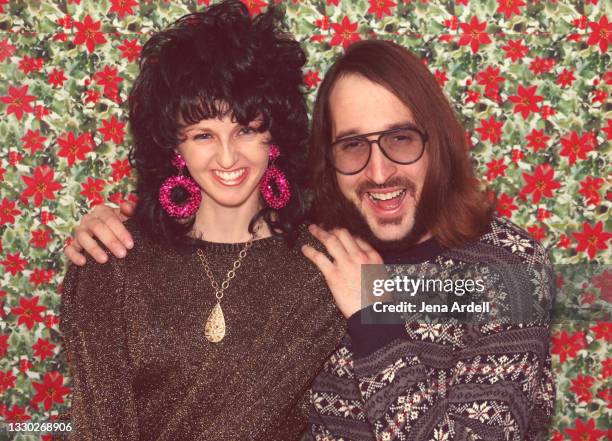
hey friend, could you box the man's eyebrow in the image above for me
[334,121,420,140]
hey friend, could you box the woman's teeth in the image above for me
[214,168,245,183]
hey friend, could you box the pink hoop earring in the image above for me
[260,144,291,209]
[159,153,201,218]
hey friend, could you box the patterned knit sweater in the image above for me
[307,217,556,441]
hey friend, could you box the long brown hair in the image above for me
[310,40,493,248]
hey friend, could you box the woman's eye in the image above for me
[193,133,212,141]
[239,127,257,135]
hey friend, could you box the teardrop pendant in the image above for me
[204,302,226,343]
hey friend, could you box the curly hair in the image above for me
[128,0,309,247]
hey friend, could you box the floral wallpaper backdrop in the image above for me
[0,0,610,440]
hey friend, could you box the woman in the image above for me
[60,2,346,439]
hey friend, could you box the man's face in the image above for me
[329,74,429,242]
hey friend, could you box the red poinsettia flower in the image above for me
[529,56,554,75]
[327,0,339,6]
[458,16,491,53]
[31,371,71,411]
[501,38,528,62]
[21,165,63,206]
[592,270,611,303]
[434,69,448,87]
[521,164,560,204]
[303,69,321,89]
[80,177,107,205]
[4,405,31,423]
[1,252,27,276]
[330,16,361,50]
[30,268,54,286]
[118,38,142,62]
[602,358,612,378]
[98,115,126,144]
[525,128,550,152]
[570,374,596,402]
[1,84,36,120]
[11,296,46,330]
[508,84,543,120]
[527,224,546,241]
[496,193,517,217]
[559,131,595,165]
[578,176,604,206]
[109,0,139,18]
[241,0,267,16]
[44,313,59,328]
[475,116,504,143]
[40,210,55,225]
[0,39,15,62]
[0,198,21,226]
[21,129,47,154]
[18,55,44,74]
[557,68,576,88]
[111,158,131,182]
[73,15,107,53]
[565,418,606,441]
[485,158,507,181]
[57,131,94,166]
[551,330,585,363]
[572,221,611,260]
[32,338,56,361]
[30,228,53,249]
[591,322,612,342]
[0,370,16,393]
[94,65,124,99]
[19,359,32,373]
[511,148,524,163]
[47,68,67,88]
[496,0,525,19]
[368,0,397,19]
[587,15,611,53]
[475,65,504,98]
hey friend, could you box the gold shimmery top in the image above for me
[60,219,346,441]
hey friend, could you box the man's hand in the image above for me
[64,201,136,266]
[301,224,384,318]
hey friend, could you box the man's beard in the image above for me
[332,177,427,253]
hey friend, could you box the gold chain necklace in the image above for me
[196,229,257,343]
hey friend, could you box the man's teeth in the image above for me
[214,169,245,181]
[367,189,405,201]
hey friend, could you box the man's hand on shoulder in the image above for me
[64,200,136,266]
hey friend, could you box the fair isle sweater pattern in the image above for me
[307,217,556,441]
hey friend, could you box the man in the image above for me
[65,40,555,440]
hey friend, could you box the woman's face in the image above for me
[176,114,271,209]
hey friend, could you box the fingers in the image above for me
[308,224,348,261]
[93,204,134,249]
[301,244,334,277]
[118,200,136,221]
[63,239,87,266]
[332,228,367,261]
[76,213,128,261]
[354,236,384,264]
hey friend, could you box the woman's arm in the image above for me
[60,256,139,441]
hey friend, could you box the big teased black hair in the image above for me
[128,0,309,247]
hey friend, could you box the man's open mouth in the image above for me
[365,188,407,211]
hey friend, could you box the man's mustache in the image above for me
[355,177,417,199]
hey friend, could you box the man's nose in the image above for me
[216,139,239,169]
[364,143,396,184]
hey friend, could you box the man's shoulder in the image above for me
[452,216,550,266]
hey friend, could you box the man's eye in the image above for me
[341,139,366,150]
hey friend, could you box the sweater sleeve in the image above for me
[60,256,139,441]
[309,320,555,441]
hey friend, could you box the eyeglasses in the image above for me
[328,125,428,175]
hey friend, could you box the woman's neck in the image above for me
[190,195,272,243]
